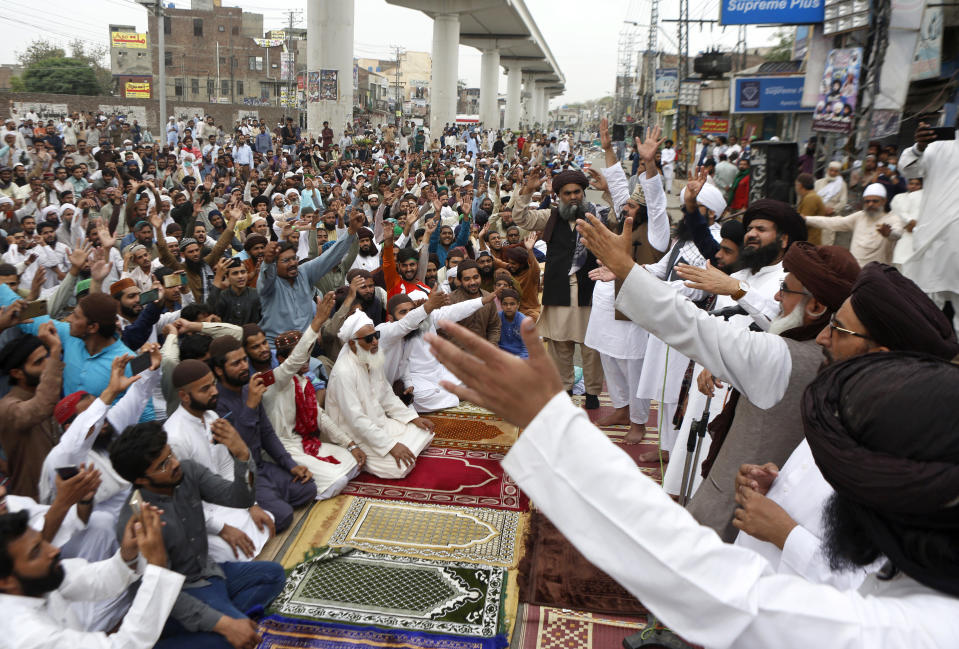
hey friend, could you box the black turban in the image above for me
[172,358,211,388]
[719,220,744,248]
[502,245,530,269]
[0,334,44,373]
[743,199,807,249]
[803,351,959,596]
[850,262,959,360]
[783,242,860,312]
[551,169,589,193]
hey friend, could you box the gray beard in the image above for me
[557,199,586,222]
[767,300,807,335]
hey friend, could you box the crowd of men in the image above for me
[0,101,957,649]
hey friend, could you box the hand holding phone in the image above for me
[139,288,159,304]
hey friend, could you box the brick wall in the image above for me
[1,91,293,133]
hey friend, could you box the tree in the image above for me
[764,28,795,62]
[16,39,66,67]
[21,57,103,95]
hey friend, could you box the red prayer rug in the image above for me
[342,447,529,511]
[511,604,647,649]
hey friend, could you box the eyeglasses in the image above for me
[354,330,381,344]
[152,451,175,473]
[779,280,811,297]
[828,314,872,340]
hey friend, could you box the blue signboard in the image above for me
[720,0,825,26]
[732,76,809,113]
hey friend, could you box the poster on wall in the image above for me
[307,71,320,103]
[811,47,862,134]
[654,68,678,99]
[911,6,943,81]
[869,110,902,139]
[319,69,338,101]
[124,81,151,98]
[13,102,68,122]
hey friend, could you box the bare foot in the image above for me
[638,449,669,464]
[595,406,630,427]
[623,422,647,445]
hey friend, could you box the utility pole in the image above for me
[391,44,405,128]
[283,9,303,117]
[141,0,167,134]
[645,1,659,126]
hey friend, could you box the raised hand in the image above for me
[599,117,612,152]
[313,291,336,327]
[576,213,634,280]
[684,166,710,207]
[68,241,94,271]
[586,167,608,193]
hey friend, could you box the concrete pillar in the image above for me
[429,13,460,137]
[539,88,549,127]
[505,65,522,130]
[521,74,534,127]
[479,49,500,129]
[307,0,354,139]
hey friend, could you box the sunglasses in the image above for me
[827,314,872,341]
[354,330,381,344]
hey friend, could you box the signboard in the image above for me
[812,47,862,134]
[732,76,807,113]
[870,110,902,139]
[124,81,151,98]
[701,117,730,134]
[98,104,147,125]
[280,52,294,79]
[307,71,320,103]
[320,69,338,101]
[111,31,147,49]
[911,6,943,81]
[13,102,68,122]
[655,99,675,112]
[253,38,284,48]
[721,0,825,25]
[793,25,811,61]
[268,30,286,39]
[654,68,678,99]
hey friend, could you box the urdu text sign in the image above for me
[721,0,825,25]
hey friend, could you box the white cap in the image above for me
[863,183,887,199]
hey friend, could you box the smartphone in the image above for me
[258,369,276,387]
[56,466,80,480]
[129,351,152,375]
[20,300,47,320]
[928,126,956,141]
[163,273,182,288]
[139,288,159,304]
[129,488,143,519]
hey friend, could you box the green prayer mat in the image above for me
[270,546,508,638]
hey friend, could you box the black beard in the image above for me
[191,394,218,411]
[324,223,335,231]
[120,305,141,320]
[738,238,783,274]
[821,493,883,573]
[20,370,42,388]
[223,370,249,388]
[557,199,585,222]
[17,559,65,597]
[478,266,494,278]
[359,246,377,257]
[185,258,204,273]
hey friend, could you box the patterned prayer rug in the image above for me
[517,511,648,617]
[511,604,647,649]
[271,546,508,638]
[441,401,502,420]
[432,438,515,454]
[427,415,520,447]
[342,447,529,511]
[257,617,508,649]
[325,498,524,566]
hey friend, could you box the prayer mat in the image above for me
[433,438,515,454]
[324,497,524,566]
[271,546,509,638]
[428,415,520,447]
[342,447,529,511]
[517,510,648,617]
[441,401,501,420]
[510,604,646,649]
[257,616,508,649]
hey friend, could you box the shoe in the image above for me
[584,393,600,410]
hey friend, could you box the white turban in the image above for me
[863,183,887,199]
[40,205,58,218]
[0,196,13,207]
[271,192,285,202]
[160,195,173,205]
[680,182,727,217]
[284,188,300,197]
[338,310,375,344]
[58,203,76,217]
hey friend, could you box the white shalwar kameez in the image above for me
[900,139,959,332]
[503,392,959,649]
[326,348,433,479]
[164,406,273,562]
[662,261,786,496]
[891,188,922,267]
[408,297,487,413]
[261,325,358,498]
[376,304,432,387]
[661,146,676,193]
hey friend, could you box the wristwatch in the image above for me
[731,281,749,301]
[347,442,359,452]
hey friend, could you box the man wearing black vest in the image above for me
[512,168,603,409]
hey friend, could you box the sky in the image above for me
[0,0,777,106]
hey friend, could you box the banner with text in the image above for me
[721,0,825,25]
[654,68,679,99]
[307,71,320,103]
[731,76,807,113]
[111,32,147,49]
[124,81,151,98]
[911,6,943,81]
[320,70,338,101]
[812,47,862,134]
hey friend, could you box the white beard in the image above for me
[767,302,807,335]
[355,345,385,372]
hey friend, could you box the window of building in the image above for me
[193,18,203,36]
[231,26,239,35]
[221,80,231,95]
[207,79,215,97]
[191,78,199,95]
[163,16,171,34]
[249,56,263,71]
[164,51,173,67]
[218,25,225,32]
[219,57,226,64]
[174,78,183,97]
[236,81,244,96]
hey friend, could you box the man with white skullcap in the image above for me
[324,310,435,479]
[805,183,903,265]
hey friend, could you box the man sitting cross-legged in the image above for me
[111,420,285,649]
[326,310,435,479]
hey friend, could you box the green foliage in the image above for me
[10,77,26,92]
[764,28,796,62]
[21,57,103,95]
